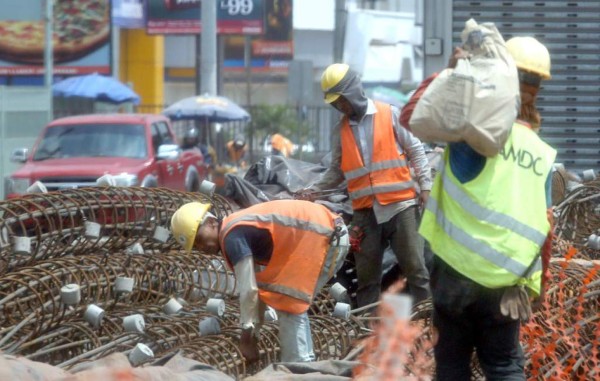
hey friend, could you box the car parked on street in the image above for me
[4,114,208,199]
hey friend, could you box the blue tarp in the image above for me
[52,73,140,105]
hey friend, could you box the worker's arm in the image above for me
[310,119,345,190]
[236,255,260,362]
[234,256,262,331]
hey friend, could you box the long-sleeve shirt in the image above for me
[224,226,272,330]
[312,99,432,224]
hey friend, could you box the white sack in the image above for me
[409,18,520,157]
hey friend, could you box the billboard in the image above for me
[0,0,111,76]
[222,0,293,71]
[146,0,265,35]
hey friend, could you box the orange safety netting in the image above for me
[353,249,599,380]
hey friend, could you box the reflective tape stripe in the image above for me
[350,181,415,200]
[344,167,369,180]
[441,171,547,246]
[426,197,530,277]
[257,282,312,303]
[222,213,334,238]
[344,159,408,180]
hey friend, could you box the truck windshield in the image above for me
[33,124,148,161]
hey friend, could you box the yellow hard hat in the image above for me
[321,63,350,104]
[505,36,551,80]
[170,202,211,253]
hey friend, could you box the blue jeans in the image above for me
[276,227,350,362]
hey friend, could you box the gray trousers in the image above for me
[353,205,431,307]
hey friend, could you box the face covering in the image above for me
[326,68,369,121]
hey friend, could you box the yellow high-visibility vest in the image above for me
[420,122,556,295]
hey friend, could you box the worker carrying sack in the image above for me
[409,18,520,157]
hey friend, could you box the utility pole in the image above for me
[200,0,217,96]
[44,0,53,113]
[333,0,347,63]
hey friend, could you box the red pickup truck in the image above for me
[4,114,208,199]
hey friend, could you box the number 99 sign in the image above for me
[220,0,254,16]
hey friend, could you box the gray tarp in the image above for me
[244,360,359,381]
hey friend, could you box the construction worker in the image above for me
[170,200,349,363]
[225,135,248,168]
[307,63,432,308]
[401,37,555,380]
[271,132,294,157]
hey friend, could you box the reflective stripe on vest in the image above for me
[256,282,312,303]
[425,196,542,277]
[219,200,336,314]
[420,123,555,293]
[221,212,334,238]
[340,101,416,209]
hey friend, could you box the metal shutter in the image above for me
[452,1,600,174]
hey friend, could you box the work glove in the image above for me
[500,285,533,322]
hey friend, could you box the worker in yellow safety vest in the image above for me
[170,200,349,363]
[402,36,556,380]
[306,63,433,308]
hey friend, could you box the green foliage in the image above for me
[248,104,309,144]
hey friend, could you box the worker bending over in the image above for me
[170,200,349,362]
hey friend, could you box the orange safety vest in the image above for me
[226,141,246,163]
[271,133,293,157]
[219,200,338,314]
[340,101,416,210]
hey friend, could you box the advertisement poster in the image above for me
[146,0,265,35]
[112,0,145,29]
[224,0,293,71]
[252,0,293,56]
[0,0,111,76]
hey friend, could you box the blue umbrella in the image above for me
[163,94,250,123]
[52,73,141,105]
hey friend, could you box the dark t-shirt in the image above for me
[223,226,273,266]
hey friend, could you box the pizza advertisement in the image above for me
[0,0,111,76]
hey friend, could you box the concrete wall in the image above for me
[0,87,52,199]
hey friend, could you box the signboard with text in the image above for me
[146,0,265,35]
[0,0,111,76]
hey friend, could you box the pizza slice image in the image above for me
[0,0,109,64]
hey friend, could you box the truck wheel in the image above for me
[140,175,158,188]
[186,167,200,192]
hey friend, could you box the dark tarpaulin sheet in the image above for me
[224,155,352,217]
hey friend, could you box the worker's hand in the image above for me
[419,190,430,210]
[295,188,316,201]
[447,47,471,69]
[240,328,259,363]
